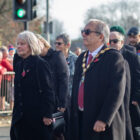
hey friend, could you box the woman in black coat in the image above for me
[36,34,69,140]
[36,34,69,111]
[10,31,55,140]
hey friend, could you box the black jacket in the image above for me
[12,55,55,125]
[14,49,69,108]
[42,48,69,108]
[124,45,136,54]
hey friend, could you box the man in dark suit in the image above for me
[70,19,126,140]
[110,26,140,140]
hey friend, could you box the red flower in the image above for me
[94,58,99,62]
[22,71,26,77]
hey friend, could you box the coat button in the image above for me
[20,102,23,106]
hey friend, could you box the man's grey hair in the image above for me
[88,19,110,44]
[16,31,42,55]
[56,33,71,45]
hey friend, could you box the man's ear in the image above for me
[99,34,104,42]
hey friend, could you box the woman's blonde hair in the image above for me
[16,31,42,55]
[36,34,51,50]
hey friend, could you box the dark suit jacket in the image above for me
[70,46,126,140]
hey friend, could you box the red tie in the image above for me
[78,54,93,110]
[87,54,93,65]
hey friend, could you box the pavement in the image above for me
[0,112,12,140]
[0,127,10,140]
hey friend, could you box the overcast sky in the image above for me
[38,0,113,39]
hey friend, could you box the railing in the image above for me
[0,72,15,114]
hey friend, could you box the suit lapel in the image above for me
[86,45,107,72]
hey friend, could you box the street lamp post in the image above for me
[46,0,50,42]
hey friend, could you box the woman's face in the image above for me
[16,38,31,59]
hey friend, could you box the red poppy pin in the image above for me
[93,58,99,63]
[21,70,26,77]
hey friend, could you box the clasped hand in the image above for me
[93,120,106,132]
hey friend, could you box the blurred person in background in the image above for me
[0,46,13,71]
[0,50,7,110]
[0,46,13,110]
[127,27,140,55]
[10,31,55,140]
[8,45,16,65]
[74,47,82,56]
[55,33,77,140]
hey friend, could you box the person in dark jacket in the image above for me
[36,34,69,112]
[70,19,126,140]
[36,34,69,140]
[55,33,77,140]
[10,31,55,140]
[127,27,140,56]
[110,26,140,140]
[109,28,134,140]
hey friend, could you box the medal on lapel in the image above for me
[82,47,110,77]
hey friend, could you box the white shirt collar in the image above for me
[88,44,104,58]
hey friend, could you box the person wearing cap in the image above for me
[127,27,140,55]
[110,26,136,53]
[110,26,140,140]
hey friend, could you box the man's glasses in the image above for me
[109,39,121,44]
[54,42,64,46]
[81,29,101,36]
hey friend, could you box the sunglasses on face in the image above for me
[54,42,64,46]
[81,29,101,36]
[109,39,121,44]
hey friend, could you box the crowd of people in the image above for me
[0,45,15,111]
[2,18,139,140]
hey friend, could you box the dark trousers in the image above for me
[78,110,83,140]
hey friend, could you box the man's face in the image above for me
[55,38,67,52]
[81,22,101,50]
[128,34,140,46]
[109,32,124,50]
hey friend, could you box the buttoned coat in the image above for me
[11,55,55,140]
[70,46,126,140]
